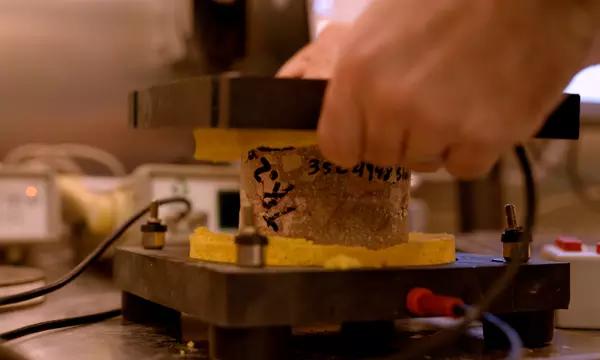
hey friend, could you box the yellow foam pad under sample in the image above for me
[190,228,455,268]
[194,129,318,162]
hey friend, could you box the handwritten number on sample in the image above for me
[352,163,365,177]
[383,167,393,181]
[305,158,406,184]
[263,183,295,199]
[374,166,384,180]
[335,166,348,174]
[263,206,297,232]
[254,157,272,182]
[308,159,320,175]
[396,167,409,181]
[365,163,374,181]
[251,148,410,232]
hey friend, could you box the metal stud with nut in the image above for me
[235,206,268,267]
[501,204,531,263]
[141,201,168,250]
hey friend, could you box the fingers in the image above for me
[402,122,449,172]
[445,143,501,179]
[277,22,351,79]
[276,44,335,79]
[318,80,363,167]
[276,47,309,78]
[311,0,569,179]
[362,99,406,166]
[277,42,340,79]
[320,89,501,178]
[410,161,445,173]
[319,72,499,178]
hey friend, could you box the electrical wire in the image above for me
[0,197,192,306]
[0,309,122,341]
[450,304,522,360]
[392,145,534,360]
[515,145,536,230]
[481,312,523,360]
[0,197,189,360]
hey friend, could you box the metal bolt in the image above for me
[501,204,530,263]
[504,204,518,229]
[235,205,267,267]
[149,200,159,221]
[240,205,255,233]
[141,200,167,250]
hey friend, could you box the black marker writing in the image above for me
[307,159,408,183]
[254,157,272,182]
[308,159,320,175]
[335,166,348,174]
[263,206,297,232]
[365,163,374,181]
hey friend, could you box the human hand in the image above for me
[277,22,351,79]
[317,0,600,178]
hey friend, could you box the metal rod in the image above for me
[504,204,518,229]
[241,205,255,228]
[150,201,159,220]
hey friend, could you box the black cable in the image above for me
[0,197,192,306]
[392,145,534,360]
[452,305,522,360]
[515,145,536,230]
[481,312,523,360]
[0,309,122,341]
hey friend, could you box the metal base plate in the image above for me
[114,246,569,328]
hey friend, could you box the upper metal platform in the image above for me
[129,75,580,140]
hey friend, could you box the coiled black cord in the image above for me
[0,197,191,360]
[392,145,533,360]
[0,309,122,341]
[453,304,523,360]
[0,197,191,306]
[515,145,536,230]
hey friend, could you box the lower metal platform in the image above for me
[114,245,569,359]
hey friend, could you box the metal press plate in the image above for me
[114,246,569,328]
[128,75,580,140]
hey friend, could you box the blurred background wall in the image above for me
[0,0,311,171]
[0,0,196,170]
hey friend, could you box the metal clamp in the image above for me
[501,204,531,263]
[141,201,168,250]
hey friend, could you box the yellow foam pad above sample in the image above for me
[194,129,317,162]
[190,227,455,268]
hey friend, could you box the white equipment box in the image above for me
[0,168,61,244]
[542,236,600,329]
[130,164,240,240]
